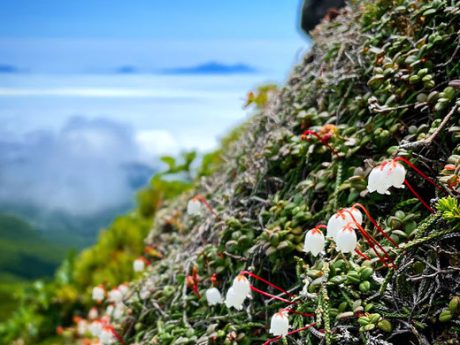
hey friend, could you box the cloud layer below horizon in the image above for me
[0,116,172,215]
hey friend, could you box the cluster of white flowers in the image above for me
[326,208,362,240]
[367,160,406,195]
[86,283,132,344]
[106,302,127,322]
[269,310,290,336]
[303,208,363,257]
[224,275,251,310]
[86,318,116,344]
[108,284,129,303]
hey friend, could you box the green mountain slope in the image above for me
[0,214,69,323]
[0,214,67,280]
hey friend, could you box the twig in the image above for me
[398,105,458,150]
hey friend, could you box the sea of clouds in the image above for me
[0,116,165,215]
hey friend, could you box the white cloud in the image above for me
[135,129,180,159]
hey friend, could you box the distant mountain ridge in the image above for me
[0,64,21,73]
[161,61,257,75]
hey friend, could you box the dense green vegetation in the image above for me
[0,214,69,322]
[0,214,67,279]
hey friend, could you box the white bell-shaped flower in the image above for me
[133,258,145,272]
[89,320,103,337]
[100,326,116,345]
[269,310,290,336]
[108,288,123,303]
[232,274,251,298]
[327,208,363,239]
[92,286,105,302]
[140,281,154,300]
[88,307,99,320]
[76,319,88,336]
[367,166,390,194]
[383,161,406,189]
[112,303,126,321]
[336,225,358,253]
[106,304,114,316]
[118,284,129,296]
[368,160,407,195]
[224,286,246,310]
[187,198,203,216]
[303,227,325,256]
[205,287,223,306]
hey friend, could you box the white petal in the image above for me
[367,167,381,193]
[387,162,406,189]
[327,214,347,239]
[232,275,251,297]
[347,207,363,225]
[336,228,357,253]
[224,287,245,310]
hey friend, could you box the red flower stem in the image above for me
[301,130,339,156]
[195,194,216,215]
[345,211,394,267]
[109,327,127,345]
[354,248,371,261]
[356,223,393,268]
[403,180,434,213]
[352,203,399,248]
[262,322,317,345]
[192,285,201,299]
[344,209,391,258]
[241,271,294,298]
[394,157,444,193]
[250,285,295,305]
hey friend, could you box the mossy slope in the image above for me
[120,1,460,344]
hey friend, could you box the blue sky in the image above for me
[0,0,303,39]
[0,1,307,73]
